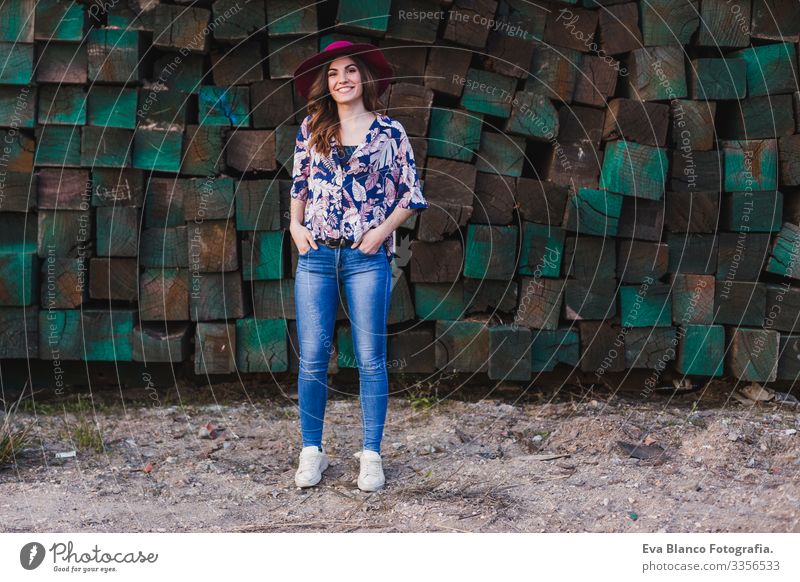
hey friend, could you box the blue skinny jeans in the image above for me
[294,243,392,454]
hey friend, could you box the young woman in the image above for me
[290,41,428,491]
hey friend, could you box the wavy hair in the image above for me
[305,54,383,158]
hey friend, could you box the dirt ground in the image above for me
[1,380,799,533]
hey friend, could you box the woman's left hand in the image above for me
[352,226,387,254]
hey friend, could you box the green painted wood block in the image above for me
[198,85,250,126]
[35,0,85,41]
[184,176,235,221]
[600,140,668,200]
[434,320,489,373]
[676,324,724,376]
[40,308,135,361]
[235,180,281,231]
[732,42,798,97]
[137,88,188,128]
[519,222,564,277]
[242,231,283,280]
[83,309,135,361]
[489,325,531,381]
[139,227,188,268]
[689,58,746,100]
[427,108,482,162]
[236,317,288,372]
[505,91,558,140]
[81,127,132,168]
[133,128,183,173]
[96,206,139,257]
[336,0,391,35]
[564,187,623,236]
[87,28,140,83]
[766,222,800,279]
[182,125,227,176]
[336,324,356,369]
[414,282,465,321]
[267,0,317,36]
[639,0,699,45]
[728,328,778,382]
[464,224,518,280]
[531,328,579,372]
[0,306,39,358]
[152,52,205,94]
[37,85,85,125]
[0,85,35,127]
[0,213,37,253]
[0,250,38,306]
[38,309,80,359]
[475,132,525,176]
[723,140,778,191]
[318,33,372,51]
[620,284,671,327]
[723,191,782,232]
[0,42,33,85]
[88,86,138,128]
[459,68,517,117]
[0,0,34,42]
[35,125,81,167]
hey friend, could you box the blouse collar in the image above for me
[329,112,392,163]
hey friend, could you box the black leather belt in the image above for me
[319,237,353,248]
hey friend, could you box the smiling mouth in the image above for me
[337,86,354,93]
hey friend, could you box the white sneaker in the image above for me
[356,449,385,492]
[294,445,329,487]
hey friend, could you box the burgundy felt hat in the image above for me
[293,40,394,99]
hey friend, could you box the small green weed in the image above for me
[0,391,34,468]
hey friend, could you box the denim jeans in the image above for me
[294,243,392,453]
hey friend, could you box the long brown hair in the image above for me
[305,55,383,158]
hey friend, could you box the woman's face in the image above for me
[327,56,363,104]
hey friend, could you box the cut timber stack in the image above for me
[0,0,798,389]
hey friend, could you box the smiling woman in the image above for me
[289,40,428,494]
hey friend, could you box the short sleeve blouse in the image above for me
[290,112,429,262]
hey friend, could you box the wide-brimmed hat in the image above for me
[292,40,394,99]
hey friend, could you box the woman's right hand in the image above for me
[290,221,318,255]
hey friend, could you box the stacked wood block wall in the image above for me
[1,0,798,387]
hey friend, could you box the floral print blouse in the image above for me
[290,112,429,262]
